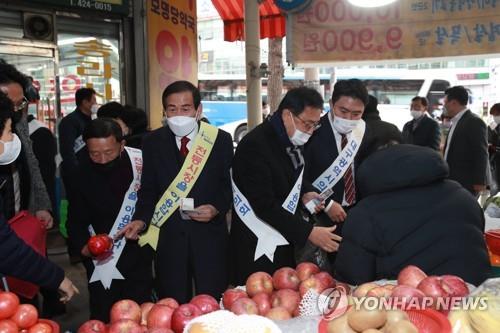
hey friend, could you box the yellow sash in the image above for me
[139,122,219,250]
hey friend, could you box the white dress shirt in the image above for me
[328,113,355,207]
[444,108,467,160]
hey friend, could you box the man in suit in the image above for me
[72,119,152,321]
[230,87,340,285]
[402,96,441,150]
[443,86,488,196]
[119,81,233,304]
[305,79,371,226]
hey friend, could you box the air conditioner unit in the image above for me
[23,13,54,42]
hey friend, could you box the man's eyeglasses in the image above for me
[14,97,28,112]
[293,114,321,131]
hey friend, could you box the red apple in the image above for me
[189,294,219,314]
[299,276,327,297]
[295,262,320,281]
[87,234,113,257]
[147,304,175,329]
[270,289,301,314]
[252,293,271,316]
[108,320,142,333]
[230,298,259,315]
[353,282,379,298]
[10,304,38,329]
[315,272,335,289]
[417,276,450,309]
[147,329,174,333]
[157,298,179,309]
[398,265,427,288]
[246,272,274,297]
[222,289,248,310]
[390,285,426,306]
[140,303,154,326]
[441,275,469,297]
[265,307,292,321]
[0,291,20,320]
[272,267,300,291]
[110,300,141,324]
[78,320,107,333]
[171,304,201,333]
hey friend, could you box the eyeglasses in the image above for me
[14,97,28,112]
[293,114,321,131]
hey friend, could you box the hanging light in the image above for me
[347,0,398,7]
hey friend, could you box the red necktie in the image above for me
[341,134,356,205]
[180,136,190,157]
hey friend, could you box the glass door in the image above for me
[0,43,58,132]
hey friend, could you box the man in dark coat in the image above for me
[402,96,441,150]
[443,86,488,196]
[59,87,96,261]
[231,87,340,285]
[121,81,233,304]
[362,95,402,155]
[335,144,490,286]
[72,119,152,321]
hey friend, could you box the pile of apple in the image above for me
[354,265,470,312]
[78,294,220,333]
[0,291,56,333]
[222,262,345,320]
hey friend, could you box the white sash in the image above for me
[74,135,86,154]
[89,147,143,289]
[312,120,366,193]
[232,169,304,262]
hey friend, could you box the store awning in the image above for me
[211,0,286,42]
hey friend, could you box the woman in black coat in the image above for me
[335,144,490,286]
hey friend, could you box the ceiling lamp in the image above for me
[347,0,398,7]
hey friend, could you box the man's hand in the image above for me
[308,226,342,253]
[325,201,347,222]
[473,184,487,194]
[80,245,91,258]
[188,204,219,222]
[115,220,146,241]
[301,192,325,214]
[58,276,79,303]
[36,210,53,229]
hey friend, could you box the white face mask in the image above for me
[167,116,197,137]
[494,116,500,125]
[0,134,22,165]
[332,115,359,134]
[410,110,424,119]
[289,112,311,146]
[90,104,99,120]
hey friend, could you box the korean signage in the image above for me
[26,0,129,15]
[147,0,198,129]
[289,0,500,64]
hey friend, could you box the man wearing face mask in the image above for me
[443,86,488,197]
[118,81,233,304]
[71,118,152,321]
[58,87,97,263]
[402,96,441,150]
[0,60,53,227]
[230,87,340,285]
[304,80,373,269]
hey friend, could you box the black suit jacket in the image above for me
[230,121,314,284]
[444,110,488,193]
[133,125,233,252]
[402,115,441,150]
[304,114,372,205]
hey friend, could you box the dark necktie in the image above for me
[180,136,190,157]
[341,134,355,205]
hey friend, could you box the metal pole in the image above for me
[245,0,262,131]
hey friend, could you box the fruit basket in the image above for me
[406,309,451,333]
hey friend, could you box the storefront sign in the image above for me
[26,0,129,15]
[289,0,500,64]
[147,0,198,129]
